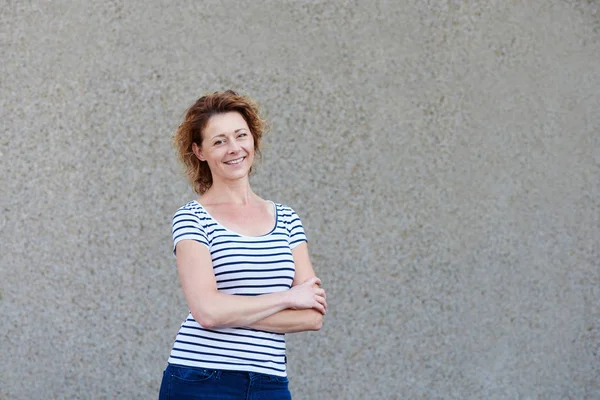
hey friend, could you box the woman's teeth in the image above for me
[225,157,244,165]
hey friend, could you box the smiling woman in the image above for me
[160,91,327,400]
[192,112,256,189]
[173,90,267,195]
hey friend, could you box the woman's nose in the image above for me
[228,139,241,153]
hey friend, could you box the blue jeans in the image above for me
[159,364,292,400]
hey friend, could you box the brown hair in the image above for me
[173,90,268,194]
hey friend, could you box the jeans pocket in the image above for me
[269,375,289,384]
[170,365,215,383]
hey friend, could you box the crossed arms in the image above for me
[175,241,327,334]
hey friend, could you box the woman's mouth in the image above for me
[224,157,245,165]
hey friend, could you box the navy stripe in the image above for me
[212,252,293,262]
[219,283,291,290]
[196,327,285,343]
[206,231,233,237]
[290,238,307,246]
[206,227,227,233]
[174,340,284,359]
[172,212,200,220]
[242,327,286,335]
[173,233,209,245]
[173,225,205,235]
[233,293,262,296]
[169,355,286,373]
[211,239,288,246]
[211,245,290,255]
[214,267,295,277]
[172,346,285,364]
[177,332,285,351]
[172,219,199,225]
[217,275,293,284]
[213,259,294,270]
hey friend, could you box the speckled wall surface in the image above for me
[1,1,599,399]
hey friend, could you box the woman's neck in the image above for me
[200,178,258,206]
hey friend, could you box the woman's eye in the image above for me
[238,133,247,137]
[214,140,223,145]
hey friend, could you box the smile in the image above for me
[224,157,245,165]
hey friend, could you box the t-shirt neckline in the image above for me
[192,200,278,238]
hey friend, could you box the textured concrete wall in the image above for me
[2,1,599,399]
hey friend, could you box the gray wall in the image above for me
[2,1,599,399]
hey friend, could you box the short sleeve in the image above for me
[287,207,308,249]
[172,207,209,256]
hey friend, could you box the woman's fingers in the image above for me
[316,287,327,311]
[314,300,326,314]
[287,276,327,312]
[316,293,327,312]
[304,276,321,287]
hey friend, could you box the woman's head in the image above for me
[174,90,268,194]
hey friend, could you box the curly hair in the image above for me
[173,90,268,194]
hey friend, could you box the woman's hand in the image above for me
[286,277,327,314]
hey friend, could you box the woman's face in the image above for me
[194,111,255,185]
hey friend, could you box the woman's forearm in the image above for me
[246,309,324,333]
[188,277,325,329]
[190,291,290,329]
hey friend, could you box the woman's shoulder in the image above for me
[272,201,289,211]
[172,200,207,219]
[273,202,302,220]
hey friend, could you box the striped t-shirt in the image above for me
[168,200,307,377]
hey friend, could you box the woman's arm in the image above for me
[176,240,326,329]
[246,309,323,333]
[246,242,326,333]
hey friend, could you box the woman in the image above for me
[159,90,327,399]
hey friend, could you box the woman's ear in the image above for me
[192,142,206,161]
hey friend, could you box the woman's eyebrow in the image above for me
[210,129,247,140]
